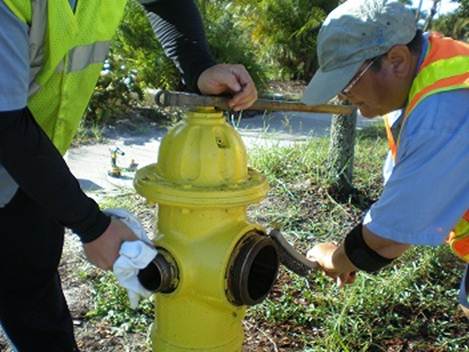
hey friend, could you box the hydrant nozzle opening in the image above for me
[227,232,279,306]
[138,248,179,293]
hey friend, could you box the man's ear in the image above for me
[385,45,414,78]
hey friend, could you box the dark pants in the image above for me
[0,190,78,351]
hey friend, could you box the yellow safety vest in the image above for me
[4,0,127,154]
[384,33,469,262]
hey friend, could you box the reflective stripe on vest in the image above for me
[65,42,112,73]
[3,0,127,154]
[384,34,469,160]
[24,2,113,94]
[383,33,469,262]
[53,41,112,74]
[383,114,398,158]
[448,211,469,262]
[28,0,47,95]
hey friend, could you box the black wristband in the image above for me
[344,224,394,273]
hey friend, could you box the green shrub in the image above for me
[198,1,268,90]
[433,0,469,41]
[232,0,338,81]
[85,0,179,124]
[113,0,180,90]
[85,53,144,124]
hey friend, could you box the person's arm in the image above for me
[307,225,409,287]
[0,109,138,269]
[141,0,257,110]
[0,109,109,241]
[0,4,137,271]
[0,109,109,242]
[141,0,215,93]
[308,91,469,286]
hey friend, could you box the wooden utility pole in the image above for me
[327,100,357,197]
[325,0,359,199]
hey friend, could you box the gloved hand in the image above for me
[113,241,157,308]
[103,208,157,309]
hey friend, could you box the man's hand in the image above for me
[83,218,139,270]
[197,64,257,111]
[307,242,356,288]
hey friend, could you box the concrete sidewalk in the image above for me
[66,111,377,199]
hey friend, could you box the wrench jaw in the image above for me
[269,229,319,279]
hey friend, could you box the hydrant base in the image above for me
[153,336,243,352]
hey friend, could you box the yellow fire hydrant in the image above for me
[134,107,279,351]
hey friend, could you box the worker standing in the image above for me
[304,0,469,317]
[0,0,257,350]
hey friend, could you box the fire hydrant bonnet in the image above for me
[134,108,269,207]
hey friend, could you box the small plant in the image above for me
[86,272,154,333]
[84,125,468,350]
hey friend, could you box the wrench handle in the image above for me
[155,90,354,115]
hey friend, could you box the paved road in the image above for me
[66,111,378,198]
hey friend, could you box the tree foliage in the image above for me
[229,0,338,80]
[433,0,469,40]
[86,0,178,122]
[112,0,180,90]
[196,1,268,89]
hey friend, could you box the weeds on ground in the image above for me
[73,120,106,146]
[83,125,468,351]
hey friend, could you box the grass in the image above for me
[250,247,466,351]
[83,124,468,351]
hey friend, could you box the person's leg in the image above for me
[0,190,79,351]
[459,264,469,320]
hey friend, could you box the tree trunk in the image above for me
[327,101,357,197]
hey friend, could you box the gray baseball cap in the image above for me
[302,0,417,104]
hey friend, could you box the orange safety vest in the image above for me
[384,33,469,262]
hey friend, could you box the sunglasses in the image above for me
[341,57,377,96]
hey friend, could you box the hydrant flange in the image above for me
[138,248,179,293]
[227,231,279,306]
[134,164,268,207]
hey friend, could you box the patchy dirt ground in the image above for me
[0,189,308,352]
[0,221,310,352]
[59,203,312,352]
[0,112,373,352]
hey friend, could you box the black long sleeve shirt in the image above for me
[0,0,215,242]
[143,0,216,91]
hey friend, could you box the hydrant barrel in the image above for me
[134,108,278,351]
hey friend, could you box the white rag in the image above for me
[104,208,158,309]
